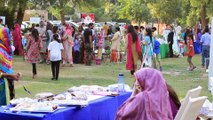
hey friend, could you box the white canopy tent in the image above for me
[208,17,213,93]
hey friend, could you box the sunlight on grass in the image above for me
[12,55,211,100]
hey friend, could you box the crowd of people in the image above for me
[166,25,211,71]
[115,23,211,119]
[0,18,211,79]
[0,17,212,115]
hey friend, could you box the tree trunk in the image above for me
[16,0,28,25]
[1,0,18,29]
[60,10,65,24]
[157,18,160,35]
[200,3,209,27]
[59,1,66,24]
[0,9,15,29]
[16,7,25,25]
[138,20,141,27]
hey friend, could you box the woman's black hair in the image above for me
[127,25,137,43]
[166,83,181,109]
[116,27,120,31]
[134,26,139,30]
[187,33,194,41]
[72,25,75,37]
[46,22,53,31]
[152,27,157,32]
[145,27,153,44]
[53,34,61,43]
[204,26,209,33]
[31,29,39,42]
[197,28,201,34]
[53,26,58,34]
[140,26,144,30]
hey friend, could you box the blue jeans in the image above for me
[201,45,210,67]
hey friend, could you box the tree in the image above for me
[189,0,212,26]
[16,0,29,25]
[179,0,213,27]
[206,0,213,18]
[29,0,104,23]
[29,0,70,24]
[178,0,191,25]
[117,0,151,25]
[0,0,17,28]
[75,0,111,22]
[148,0,181,24]
[104,2,120,21]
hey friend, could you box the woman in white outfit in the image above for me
[62,24,74,67]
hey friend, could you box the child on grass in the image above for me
[152,27,162,71]
[153,39,162,71]
[186,33,196,71]
[178,40,185,57]
[48,34,64,80]
[74,35,80,64]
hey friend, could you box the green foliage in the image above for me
[0,0,28,28]
[177,0,191,25]
[206,0,213,18]
[186,8,199,26]
[47,7,61,20]
[178,0,212,26]
[28,0,106,22]
[117,0,150,24]
[148,0,181,24]
[104,2,118,21]
[2,0,211,27]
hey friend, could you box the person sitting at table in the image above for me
[115,68,173,120]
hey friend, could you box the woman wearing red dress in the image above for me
[26,29,42,79]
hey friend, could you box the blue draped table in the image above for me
[0,92,131,120]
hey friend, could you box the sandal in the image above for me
[32,74,37,79]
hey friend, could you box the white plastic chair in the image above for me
[180,96,207,120]
[174,86,202,120]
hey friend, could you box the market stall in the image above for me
[0,85,131,120]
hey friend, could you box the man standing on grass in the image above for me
[201,26,211,69]
[83,23,94,66]
[168,26,174,58]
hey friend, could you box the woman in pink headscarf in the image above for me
[62,24,74,67]
[116,68,173,120]
[13,23,23,56]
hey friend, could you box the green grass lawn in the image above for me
[11,55,212,100]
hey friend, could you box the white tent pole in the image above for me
[208,16,213,91]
